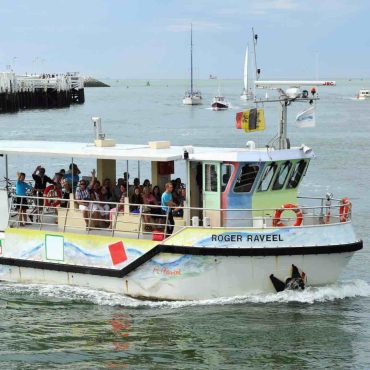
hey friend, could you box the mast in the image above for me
[252,28,259,81]
[190,23,193,95]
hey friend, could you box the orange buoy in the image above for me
[339,197,351,222]
[273,203,303,227]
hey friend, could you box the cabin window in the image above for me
[221,164,234,192]
[205,164,218,192]
[287,160,307,189]
[272,161,292,190]
[233,164,259,193]
[257,163,278,192]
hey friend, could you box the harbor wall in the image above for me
[0,72,85,113]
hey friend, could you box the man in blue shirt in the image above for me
[161,182,178,236]
[16,172,33,226]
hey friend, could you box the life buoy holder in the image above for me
[273,203,303,227]
[44,185,62,207]
[339,197,351,223]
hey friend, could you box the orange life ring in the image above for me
[339,197,351,222]
[44,185,62,207]
[273,203,303,227]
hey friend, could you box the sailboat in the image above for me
[240,46,254,100]
[183,24,202,105]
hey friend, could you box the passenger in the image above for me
[32,165,56,219]
[129,186,142,213]
[64,163,80,190]
[75,170,99,227]
[112,178,125,202]
[142,179,151,188]
[128,178,140,197]
[173,184,185,218]
[142,186,157,231]
[161,182,179,236]
[53,172,64,189]
[152,185,162,205]
[60,180,72,208]
[15,172,33,226]
[109,194,125,228]
[101,178,113,204]
[90,178,110,223]
[123,172,130,183]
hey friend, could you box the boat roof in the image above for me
[0,140,315,162]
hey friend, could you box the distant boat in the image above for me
[146,81,150,86]
[183,24,202,105]
[240,46,254,101]
[211,95,229,110]
[356,89,370,100]
[211,87,229,110]
[209,74,217,80]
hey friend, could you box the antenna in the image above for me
[252,28,260,81]
[254,80,336,150]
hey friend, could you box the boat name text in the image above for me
[211,234,283,242]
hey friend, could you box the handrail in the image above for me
[6,193,352,237]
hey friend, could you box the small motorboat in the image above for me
[356,89,370,100]
[211,95,229,110]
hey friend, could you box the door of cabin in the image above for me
[202,162,221,227]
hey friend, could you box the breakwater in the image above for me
[0,72,85,113]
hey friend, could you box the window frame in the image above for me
[272,161,292,191]
[232,163,260,194]
[286,160,308,189]
[257,162,278,192]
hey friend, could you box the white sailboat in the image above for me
[183,24,202,105]
[240,46,254,100]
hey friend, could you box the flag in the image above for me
[295,106,315,128]
[235,108,265,132]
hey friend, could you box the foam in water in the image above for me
[1,279,369,308]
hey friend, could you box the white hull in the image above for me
[0,251,356,300]
[183,95,202,105]
[0,218,362,300]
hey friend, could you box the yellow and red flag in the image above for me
[235,108,265,132]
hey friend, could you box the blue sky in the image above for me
[0,0,368,79]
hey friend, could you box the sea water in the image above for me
[0,79,369,369]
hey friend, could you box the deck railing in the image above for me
[5,191,352,238]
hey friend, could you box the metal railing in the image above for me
[6,192,352,238]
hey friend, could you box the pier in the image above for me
[0,72,84,113]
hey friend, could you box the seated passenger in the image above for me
[142,179,151,188]
[152,185,162,205]
[60,180,72,208]
[129,186,143,213]
[112,178,125,202]
[128,178,140,197]
[142,186,157,231]
[109,194,125,228]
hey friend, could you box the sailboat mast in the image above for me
[190,24,193,95]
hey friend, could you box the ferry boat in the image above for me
[356,89,370,100]
[0,82,362,300]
